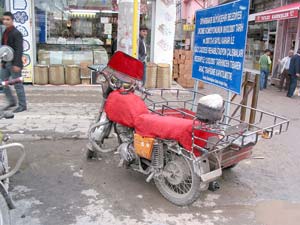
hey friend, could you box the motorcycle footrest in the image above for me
[200,168,222,183]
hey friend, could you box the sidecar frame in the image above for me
[144,88,289,170]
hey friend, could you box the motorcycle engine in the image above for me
[115,123,133,143]
[115,124,136,163]
[118,142,136,163]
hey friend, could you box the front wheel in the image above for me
[154,153,201,206]
[0,193,10,225]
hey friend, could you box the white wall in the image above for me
[152,0,176,65]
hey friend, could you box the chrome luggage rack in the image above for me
[144,88,290,157]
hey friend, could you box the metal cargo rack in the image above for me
[144,88,290,158]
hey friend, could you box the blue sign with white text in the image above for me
[192,0,250,94]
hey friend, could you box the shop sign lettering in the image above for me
[255,10,299,22]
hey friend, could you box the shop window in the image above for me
[0,0,6,42]
[34,0,117,68]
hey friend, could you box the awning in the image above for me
[249,2,300,23]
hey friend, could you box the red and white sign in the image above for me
[255,9,299,22]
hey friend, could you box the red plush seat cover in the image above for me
[135,114,215,152]
[105,91,216,154]
[105,90,149,128]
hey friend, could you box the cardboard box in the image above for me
[180,55,186,60]
[183,71,192,79]
[177,77,204,89]
[179,64,185,73]
[185,51,193,60]
[80,62,91,77]
[173,59,178,65]
[174,52,180,59]
[81,78,91,85]
[177,77,186,87]
[185,59,193,65]
[173,72,179,79]
[178,49,184,55]
[178,59,185,64]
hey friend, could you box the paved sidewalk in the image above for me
[0,83,298,142]
[0,85,102,140]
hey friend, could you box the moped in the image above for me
[87,51,289,205]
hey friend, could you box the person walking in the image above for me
[287,48,300,98]
[138,25,148,85]
[1,11,27,113]
[259,49,272,90]
[278,50,294,91]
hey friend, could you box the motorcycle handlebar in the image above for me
[91,66,151,96]
[1,77,23,86]
[136,86,152,96]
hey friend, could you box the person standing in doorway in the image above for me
[111,31,117,55]
[259,49,272,90]
[1,11,27,112]
[278,50,294,92]
[287,48,300,98]
[138,25,148,85]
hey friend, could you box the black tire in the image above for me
[223,163,238,170]
[86,149,97,160]
[0,193,10,225]
[154,154,201,206]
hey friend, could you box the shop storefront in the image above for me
[5,0,170,85]
[245,0,300,75]
[33,0,120,85]
[0,0,8,42]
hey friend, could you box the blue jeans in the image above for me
[1,63,27,108]
[142,62,146,85]
[287,74,298,97]
[260,69,269,90]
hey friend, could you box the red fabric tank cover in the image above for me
[104,90,149,128]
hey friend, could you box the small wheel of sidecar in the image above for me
[223,163,238,170]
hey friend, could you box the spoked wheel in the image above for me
[154,152,201,206]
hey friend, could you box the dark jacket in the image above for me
[289,54,300,76]
[2,26,23,68]
[138,36,147,62]
[111,38,117,55]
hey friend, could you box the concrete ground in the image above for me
[1,84,300,225]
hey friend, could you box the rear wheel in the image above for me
[154,152,201,206]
